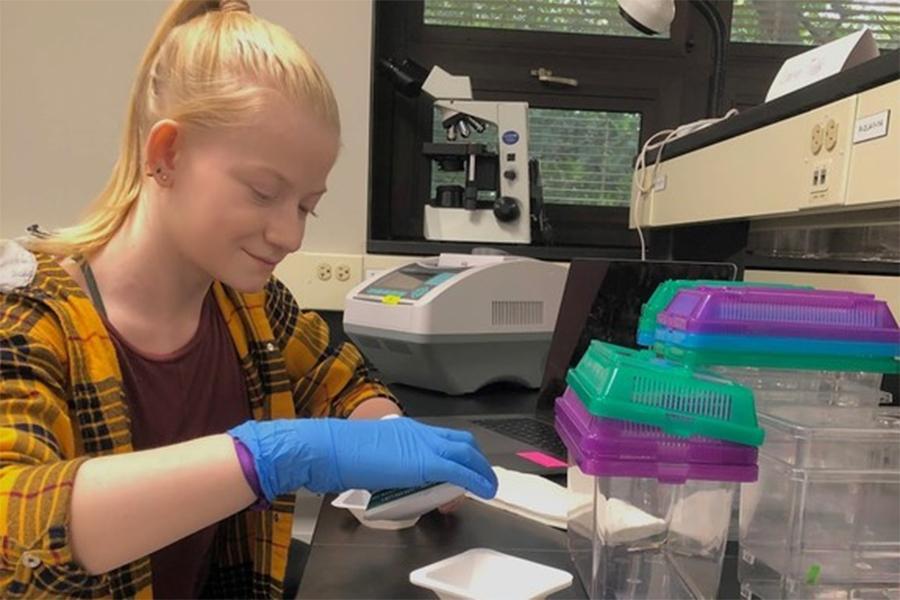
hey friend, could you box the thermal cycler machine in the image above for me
[343,254,567,395]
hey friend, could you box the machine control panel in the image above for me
[361,265,466,301]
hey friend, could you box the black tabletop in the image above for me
[297,498,585,599]
[388,381,541,417]
[292,381,741,599]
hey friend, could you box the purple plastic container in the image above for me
[555,387,758,484]
[658,287,899,344]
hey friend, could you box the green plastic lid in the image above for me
[654,342,900,374]
[637,280,813,346]
[567,341,765,447]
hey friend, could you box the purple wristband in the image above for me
[232,437,271,510]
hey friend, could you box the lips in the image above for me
[245,249,278,267]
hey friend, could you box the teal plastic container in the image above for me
[566,341,765,447]
[636,280,813,347]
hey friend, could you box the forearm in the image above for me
[70,433,255,575]
[348,396,402,419]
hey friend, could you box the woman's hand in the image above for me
[228,417,498,502]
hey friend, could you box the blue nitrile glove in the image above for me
[227,417,498,502]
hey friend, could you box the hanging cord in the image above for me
[631,108,739,261]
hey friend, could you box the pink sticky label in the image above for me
[516,451,567,468]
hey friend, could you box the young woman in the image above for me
[0,1,496,597]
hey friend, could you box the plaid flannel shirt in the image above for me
[0,240,395,598]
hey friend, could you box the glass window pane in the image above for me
[731,0,900,49]
[424,0,667,38]
[431,108,641,208]
[531,108,640,207]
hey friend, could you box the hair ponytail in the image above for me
[24,0,339,258]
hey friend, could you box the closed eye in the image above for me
[249,185,275,202]
[300,193,324,218]
[299,204,319,218]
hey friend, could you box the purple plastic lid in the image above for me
[555,389,758,484]
[556,388,758,464]
[658,287,899,344]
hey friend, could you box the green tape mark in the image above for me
[805,564,822,585]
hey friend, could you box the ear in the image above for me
[144,119,180,186]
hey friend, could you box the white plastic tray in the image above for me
[331,489,419,530]
[409,548,573,600]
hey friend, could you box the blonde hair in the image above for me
[25,0,340,257]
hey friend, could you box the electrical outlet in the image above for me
[275,252,364,311]
[808,158,834,209]
[810,123,823,155]
[316,263,332,281]
[652,173,667,192]
[824,118,838,151]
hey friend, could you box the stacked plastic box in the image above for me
[654,287,899,361]
[636,282,900,598]
[557,341,763,599]
[708,366,891,406]
[642,283,899,407]
[739,404,900,599]
[636,280,812,348]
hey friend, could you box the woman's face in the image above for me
[160,94,340,293]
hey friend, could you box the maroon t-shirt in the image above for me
[104,289,252,599]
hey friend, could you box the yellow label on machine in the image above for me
[382,295,402,305]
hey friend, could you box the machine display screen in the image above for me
[363,266,464,299]
[374,271,432,291]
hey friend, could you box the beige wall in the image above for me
[0,0,373,257]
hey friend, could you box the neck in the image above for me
[89,195,212,326]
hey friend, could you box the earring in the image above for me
[146,166,169,182]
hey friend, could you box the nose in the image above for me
[263,204,305,255]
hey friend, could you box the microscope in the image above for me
[421,66,543,244]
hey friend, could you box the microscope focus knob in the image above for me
[493,196,520,223]
[503,168,517,181]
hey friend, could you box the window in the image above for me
[731,0,900,49]
[725,1,899,112]
[529,109,640,207]
[369,1,899,260]
[370,0,694,257]
[424,0,900,49]
[423,0,666,38]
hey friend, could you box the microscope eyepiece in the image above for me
[378,57,430,98]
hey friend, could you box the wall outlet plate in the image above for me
[275,252,364,310]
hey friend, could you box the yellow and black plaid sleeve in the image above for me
[0,293,106,597]
[263,277,399,418]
